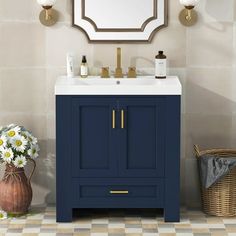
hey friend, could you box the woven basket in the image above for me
[194,145,236,217]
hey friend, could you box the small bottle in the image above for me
[66,53,75,77]
[80,55,88,78]
[155,51,167,79]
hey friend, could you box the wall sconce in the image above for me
[37,0,58,26]
[179,0,199,26]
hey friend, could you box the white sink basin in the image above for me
[55,76,182,95]
[75,77,156,86]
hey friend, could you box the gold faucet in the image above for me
[114,48,123,78]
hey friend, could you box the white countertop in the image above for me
[55,76,182,95]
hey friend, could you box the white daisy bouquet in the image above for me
[0,210,7,220]
[0,124,39,168]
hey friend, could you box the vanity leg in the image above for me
[164,96,181,222]
[56,96,73,223]
[56,207,72,222]
[164,205,180,222]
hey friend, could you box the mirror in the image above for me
[73,0,168,42]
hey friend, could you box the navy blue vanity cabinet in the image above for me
[118,98,165,177]
[56,95,180,223]
[71,97,118,177]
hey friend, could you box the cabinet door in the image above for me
[119,97,165,177]
[71,97,118,177]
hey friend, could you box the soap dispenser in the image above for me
[80,55,88,78]
[155,51,167,79]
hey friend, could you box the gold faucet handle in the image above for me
[101,67,110,78]
[127,67,136,78]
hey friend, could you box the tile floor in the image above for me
[0,206,236,236]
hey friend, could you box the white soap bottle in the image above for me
[66,53,75,77]
[155,51,167,79]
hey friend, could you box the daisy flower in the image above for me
[13,155,27,168]
[0,210,7,220]
[28,144,40,159]
[31,136,38,145]
[11,136,28,152]
[7,123,15,128]
[6,126,20,139]
[1,148,14,163]
[0,135,7,150]
[23,131,36,143]
[22,131,31,139]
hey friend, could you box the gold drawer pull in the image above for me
[121,110,125,129]
[110,190,129,194]
[112,110,116,129]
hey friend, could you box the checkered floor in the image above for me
[0,206,236,236]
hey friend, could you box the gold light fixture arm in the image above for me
[45,9,50,21]
[186,9,192,21]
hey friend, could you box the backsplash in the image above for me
[0,0,235,207]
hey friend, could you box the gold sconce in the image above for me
[179,0,199,26]
[37,0,58,26]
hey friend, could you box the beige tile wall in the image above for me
[0,0,235,207]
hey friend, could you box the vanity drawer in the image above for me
[72,178,164,208]
[81,185,158,198]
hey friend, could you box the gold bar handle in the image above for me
[112,110,116,129]
[110,190,129,194]
[121,110,125,129]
